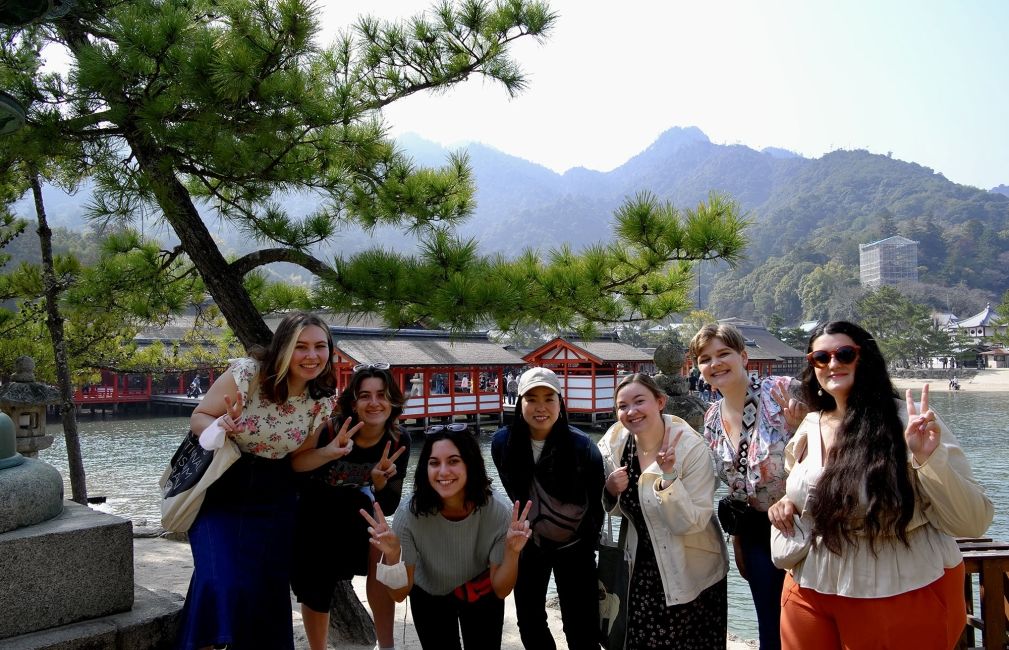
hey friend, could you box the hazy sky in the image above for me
[318,0,1008,190]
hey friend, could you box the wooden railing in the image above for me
[958,538,1009,650]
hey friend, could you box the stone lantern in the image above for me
[0,356,61,457]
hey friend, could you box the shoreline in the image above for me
[133,536,756,649]
[890,368,1009,393]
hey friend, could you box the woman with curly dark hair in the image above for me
[361,425,533,650]
[769,321,993,649]
[291,364,411,650]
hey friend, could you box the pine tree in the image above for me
[3,0,748,349]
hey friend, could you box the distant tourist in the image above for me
[689,323,806,650]
[176,312,340,650]
[506,374,519,405]
[599,373,729,649]
[362,425,532,650]
[769,321,993,649]
[688,366,700,393]
[491,367,604,650]
[290,363,411,650]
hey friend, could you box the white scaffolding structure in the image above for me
[859,235,918,288]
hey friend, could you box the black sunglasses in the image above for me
[353,362,391,372]
[806,345,860,368]
[426,423,469,435]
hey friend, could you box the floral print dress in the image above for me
[228,357,339,458]
[619,440,727,650]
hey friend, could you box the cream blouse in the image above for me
[779,403,993,598]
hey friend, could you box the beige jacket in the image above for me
[598,414,728,606]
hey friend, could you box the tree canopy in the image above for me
[2,0,748,350]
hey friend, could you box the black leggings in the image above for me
[408,583,505,650]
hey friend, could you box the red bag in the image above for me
[452,570,493,603]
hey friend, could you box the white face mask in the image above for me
[375,555,408,589]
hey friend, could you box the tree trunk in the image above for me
[123,132,275,350]
[30,169,87,504]
[328,582,376,646]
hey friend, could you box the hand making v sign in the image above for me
[371,441,407,491]
[905,383,941,465]
[326,417,363,460]
[360,502,401,561]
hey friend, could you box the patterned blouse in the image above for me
[702,376,793,511]
[228,358,339,459]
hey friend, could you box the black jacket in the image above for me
[491,423,604,546]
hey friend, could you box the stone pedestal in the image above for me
[0,586,183,650]
[0,501,134,640]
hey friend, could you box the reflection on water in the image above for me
[42,391,1008,641]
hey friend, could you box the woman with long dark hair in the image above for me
[688,323,804,650]
[362,426,532,650]
[491,367,604,650]
[290,364,411,650]
[599,373,728,650]
[177,312,341,650]
[769,321,993,649]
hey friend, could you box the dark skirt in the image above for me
[290,486,373,612]
[176,453,297,650]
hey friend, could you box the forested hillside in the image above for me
[10,127,1009,325]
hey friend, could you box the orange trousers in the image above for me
[780,563,965,650]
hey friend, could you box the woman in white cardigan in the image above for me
[769,321,993,650]
[599,373,728,650]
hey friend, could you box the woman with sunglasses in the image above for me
[362,424,533,650]
[490,367,605,650]
[290,363,410,650]
[688,323,806,650]
[599,373,729,650]
[769,321,993,649]
[177,312,341,650]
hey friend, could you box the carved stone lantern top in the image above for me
[0,357,61,406]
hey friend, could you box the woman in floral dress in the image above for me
[598,373,728,649]
[176,312,341,650]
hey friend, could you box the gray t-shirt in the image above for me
[392,491,511,596]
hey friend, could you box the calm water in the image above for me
[41,391,1008,641]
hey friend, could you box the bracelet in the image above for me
[661,472,678,482]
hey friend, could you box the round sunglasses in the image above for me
[806,345,860,368]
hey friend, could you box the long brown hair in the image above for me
[799,321,912,555]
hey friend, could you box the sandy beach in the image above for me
[890,367,1009,393]
[134,536,756,649]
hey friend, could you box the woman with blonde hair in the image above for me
[688,322,804,650]
[177,312,341,650]
[599,373,728,649]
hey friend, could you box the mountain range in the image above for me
[11,126,1009,324]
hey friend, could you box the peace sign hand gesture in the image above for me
[371,441,407,491]
[771,377,807,434]
[220,392,245,434]
[360,503,401,561]
[905,384,941,465]
[505,500,533,555]
[326,418,363,461]
[656,424,683,476]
